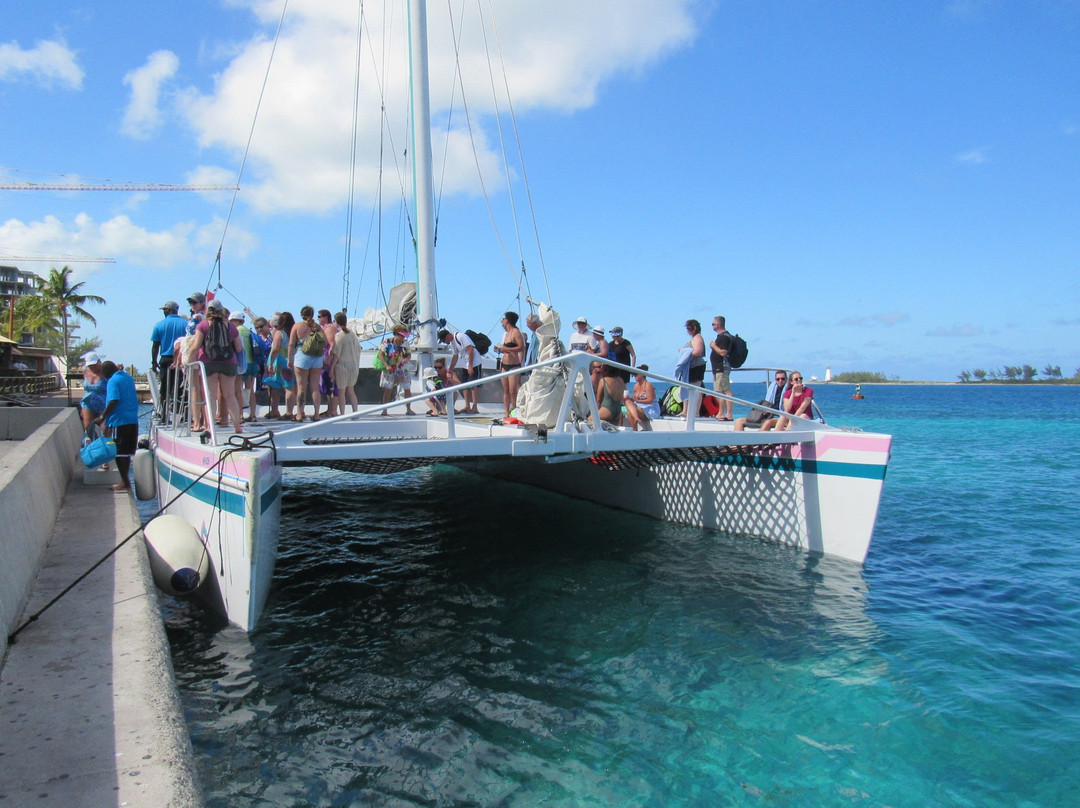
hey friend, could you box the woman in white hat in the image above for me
[79,352,107,433]
[588,325,608,359]
[568,317,592,353]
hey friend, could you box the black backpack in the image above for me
[465,329,492,355]
[727,333,748,368]
[204,319,234,362]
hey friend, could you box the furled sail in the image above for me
[346,282,417,342]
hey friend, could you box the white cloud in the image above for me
[838,312,909,327]
[178,0,700,214]
[0,38,84,89]
[956,147,990,165]
[122,50,180,139]
[926,324,984,337]
[0,212,255,274]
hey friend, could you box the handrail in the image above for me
[149,361,221,444]
[271,351,828,439]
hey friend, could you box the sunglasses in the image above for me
[791,377,803,382]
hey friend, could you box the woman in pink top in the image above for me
[776,372,814,431]
[187,299,244,434]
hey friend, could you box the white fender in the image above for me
[143,515,210,596]
[133,448,157,501]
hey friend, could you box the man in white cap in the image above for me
[151,300,188,421]
[568,316,591,353]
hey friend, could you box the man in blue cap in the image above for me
[151,300,188,421]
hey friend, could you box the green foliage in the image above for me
[37,266,106,368]
[832,371,892,383]
[958,364,1077,383]
[11,283,59,342]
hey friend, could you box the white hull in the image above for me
[461,428,889,563]
[149,352,889,631]
[152,430,281,631]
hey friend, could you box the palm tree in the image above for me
[12,293,60,342]
[39,266,106,403]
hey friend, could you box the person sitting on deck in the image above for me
[623,364,659,431]
[735,370,788,432]
[594,364,625,426]
[775,372,814,431]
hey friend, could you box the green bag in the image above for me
[301,328,326,356]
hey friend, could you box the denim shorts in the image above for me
[294,351,324,370]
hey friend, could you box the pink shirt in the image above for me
[783,386,814,418]
[196,319,240,364]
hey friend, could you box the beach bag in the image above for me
[301,327,327,356]
[465,329,492,355]
[81,434,117,469]
[745,400,772,427]
[727,333,748,368]
[372,350,386,371]
[659,386,684,416]
[204,319,234,362]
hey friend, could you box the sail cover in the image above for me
[516,303,579,427]
[347,282,417,342]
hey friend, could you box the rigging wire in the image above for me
[443,1,518,289]
[203,0,291,298]
[474,0,531,307]
[342,0,368,315]
[483,0,553,306]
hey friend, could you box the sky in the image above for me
[1,0,1078,382]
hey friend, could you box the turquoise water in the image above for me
[163,384,1080,806]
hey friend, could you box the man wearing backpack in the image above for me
[438,328,480,414]
[709,315,734,421]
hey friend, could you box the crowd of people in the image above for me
[148,294,365,429]
[83,297,815,491]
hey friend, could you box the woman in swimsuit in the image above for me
[494,311,525,418]
[595,364,626,426]
[623,364,659,431]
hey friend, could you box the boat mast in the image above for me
[408,0,438,357]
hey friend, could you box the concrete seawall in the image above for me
[0,408,202,805]
[0,407,83,660]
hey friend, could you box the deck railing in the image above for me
[270,352,828,439]
[149,351,828,445]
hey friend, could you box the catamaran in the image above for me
[144,1,891,631]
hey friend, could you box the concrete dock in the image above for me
[0,409,202,806]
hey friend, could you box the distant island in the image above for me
[955,365,1080,384]
[824,369,1080,385]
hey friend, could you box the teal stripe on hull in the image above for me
[158,465,282,517]
[707,453,888,481]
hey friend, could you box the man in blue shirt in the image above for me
[151,300,188,422]
[97,361,140,492]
